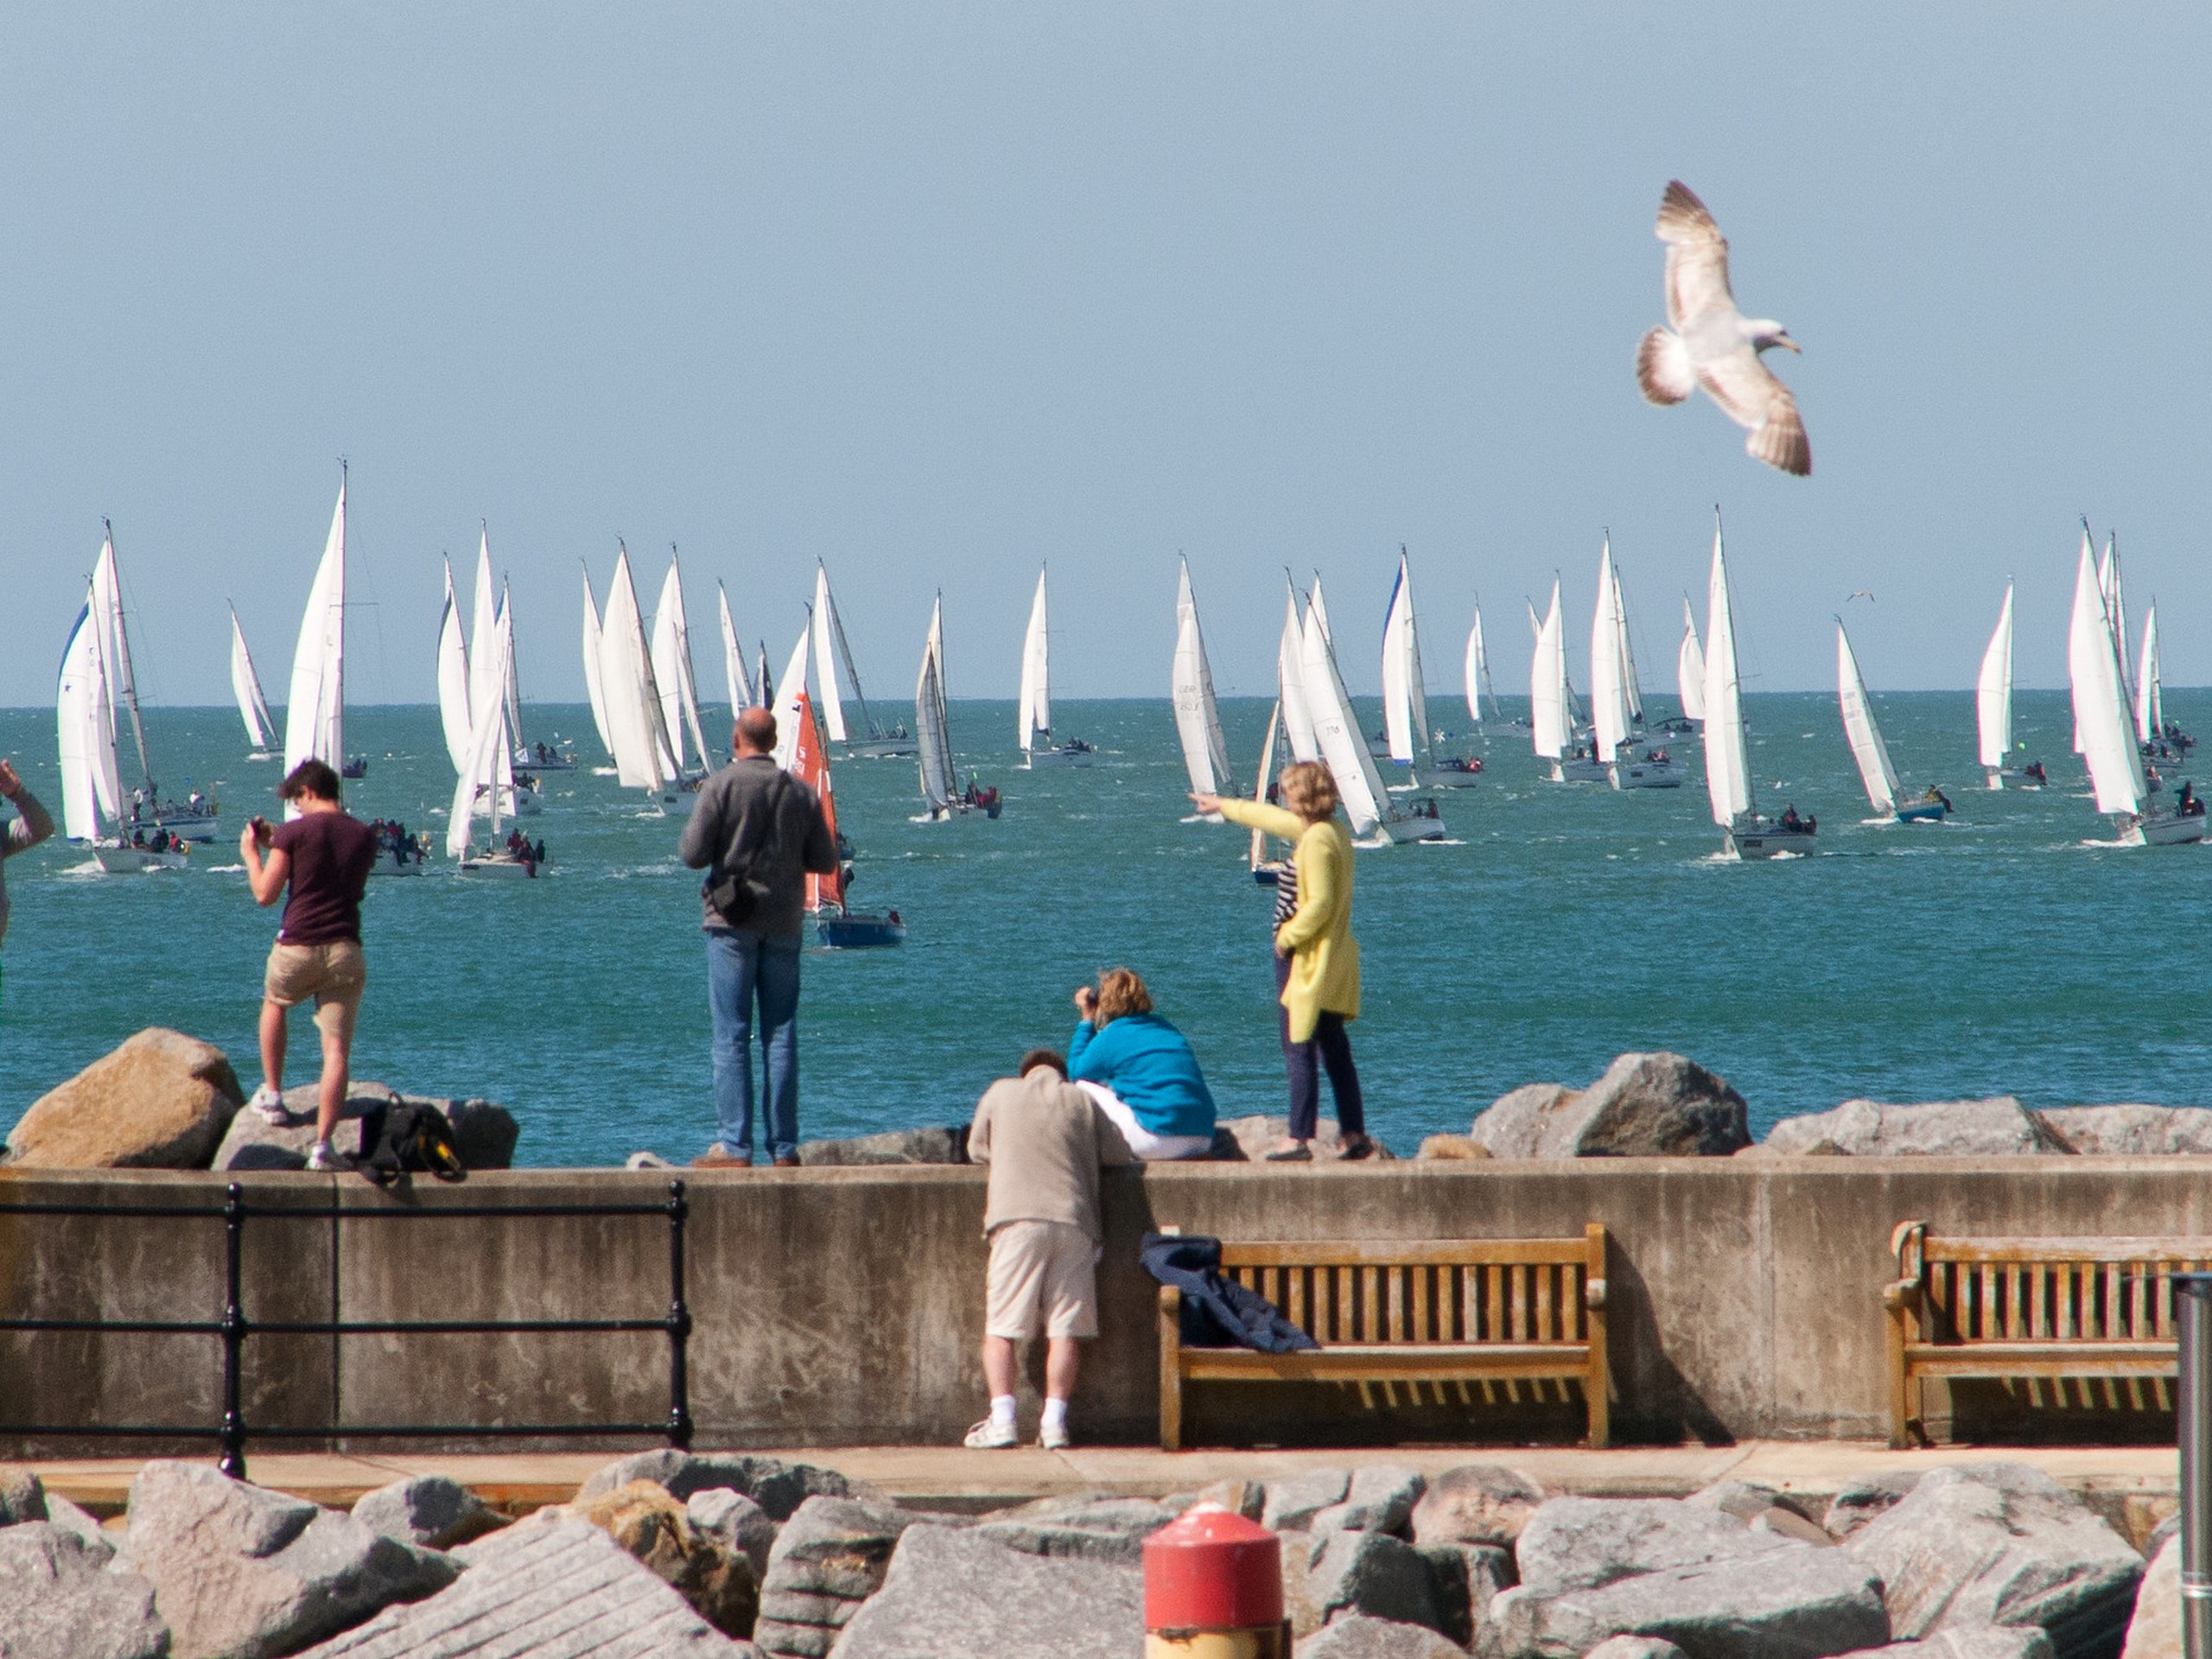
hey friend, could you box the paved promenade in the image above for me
[28,1440,2181,1523]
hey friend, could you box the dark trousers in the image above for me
[1276,951,1363,1141]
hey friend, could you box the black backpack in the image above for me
[356,1101,467,1186]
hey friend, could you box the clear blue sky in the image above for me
[3,6,2205,709]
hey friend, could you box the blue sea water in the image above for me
[2,690,2207,1166]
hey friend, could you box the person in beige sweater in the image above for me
[963,1048,1135,1449]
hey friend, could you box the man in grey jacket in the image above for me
[677,707,838,1168]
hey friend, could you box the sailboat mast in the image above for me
[100,524,156,797]
[820,565,882,740]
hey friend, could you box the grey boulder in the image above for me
[1687,1481,1834,1547]
[0,1465,46,1524]
[2120,1535,2177,1659]
[828,1522,1141,1659]
[792,1126,968,1166]
[1511,1497,1811,1597]
[1303,1529,1443,1633]
[1763,1098,2067,1158]
[1215,1116,1395,1160]
[1469,1053,1749,1158]
[1265,1470,1354,1532]
[41,1490,117,1562]
[1825,1472,1926,1541]
[1310,1465,1426,1540]
[352,1475,499,1549]
[0,1522,168,1659]
[1297,1613,1468,1658]
[293,1514,748,1656]
[1421,1541,1515,1649]
[1583,1642,1691,1659]
[1484,1548,1888,1659]
[1842,1464,2143,1659]
[976,1492,1179,1566]
[121,1460,454,1659]
[1412,1465,1548,1548]
[2036,1105,2212,1156]
[1839,1632,2056,1659]
[579,1452,861,1522]
[690,1487,780,1580]
[753,1495,915,1659]
[214,1084,517,1172]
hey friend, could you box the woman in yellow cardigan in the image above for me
[1192,761,1374,1161]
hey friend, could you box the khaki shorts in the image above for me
[986,1219,1099,1340]
[264,940,365,1044]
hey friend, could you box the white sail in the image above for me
[1380,551,1427,765]
[436,560,474,772]
[2136,604,2163,745]
[1976,583,2013,772]
[650,560,692,773]
[230,608,276,753]
[810,567,847,742]
[580,564,614,760]
[1589,541,1633,759]
[772,624,810,772]
[467,527,499,741]
[1171,559,1233,799]
[1463,607,1487,727]
[1702,517,1752,829]
[283,478,346,782]
[57,594,119,841]
[1677,597,1707,722]
[1307,576,1332,645]
[1836,621,1902,815]
[91,533,152,798]
[1249,702,1281,870]
[2101,537,2133,710]
[1277,584,1319,762]
[1299,596,1388,840]
[500,583,527,764]
[719,583,750,715]
[1614,561,1644,727]
[448,594,514,861]
[1018,567,1051,753]
[915,598,955,813]
[1530,582,1569,761]
[2069,542,2146,817]
[600,547,675,792]
[2071,527,2095,754]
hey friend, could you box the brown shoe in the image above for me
[772,1156,802,1168]
[691,1146,753,1169]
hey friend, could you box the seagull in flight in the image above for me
[1846,589,1875,603]
[1637,181,1811,477]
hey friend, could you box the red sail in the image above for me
[791,690,843,912]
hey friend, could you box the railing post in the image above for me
[665,1179,692,1451]
[219,1184,249,1481]
[2180,1274,2212,1659]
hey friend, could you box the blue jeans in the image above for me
[706,931,803,1160]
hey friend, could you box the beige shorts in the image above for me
[264,940,365,1044]
[985,1220,1099,1340]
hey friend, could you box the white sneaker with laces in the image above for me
[1039,1421,1071,1451]
[306,1141,349,1173]
[963,1417,1019,1450]
[249,1084,290,1126]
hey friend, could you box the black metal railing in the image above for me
[0,1179,691,1480]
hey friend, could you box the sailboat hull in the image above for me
[150,810,221,841]
[1893,800,1949,823]
[815,912,906,949]
[844,739,917,760]
[1422,758,1483,790]
[366,847,426,877]
[1022,743,1095,768]
[1550,757,1611,784]
[1724,823,1817,861]
[2126,812,2205,847]
[1610,758,1683,791]
[1377,811,1446,845]
[92,844,188,874]
[457,853,538,877]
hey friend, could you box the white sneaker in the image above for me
[1039,1421,1071,1451]
[306,1141,350,1172]
[249,1084,290,1126]
[963,1417,1019,1449]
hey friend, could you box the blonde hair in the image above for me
[1092,968,1154,1026]
[1278,761,1339,824]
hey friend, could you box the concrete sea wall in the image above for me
[1,1158,2205,1454]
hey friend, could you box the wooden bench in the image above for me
[1885,1220,2212,1448]
[1156,1226,1610,1451]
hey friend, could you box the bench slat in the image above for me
[1921,1237,2212,1263]
[1179,1344,1592,1383]
[1220,1239,1599,1268]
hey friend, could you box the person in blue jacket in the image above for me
[1067,968,1217,1160]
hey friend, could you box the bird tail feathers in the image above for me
[1637,328,1694,406]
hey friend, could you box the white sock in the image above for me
[989,1394,1017,1429]
[1040,1397,1069,1431]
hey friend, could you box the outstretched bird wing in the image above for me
[1656,180,1733,333]
[1696,346,1812,476]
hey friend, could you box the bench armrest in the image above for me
[1584,1278,1607,1311]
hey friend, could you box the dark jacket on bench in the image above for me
[1141,1233,1319,1354]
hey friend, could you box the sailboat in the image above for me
[76,526,220,841]
[448,599,540,877]
[769,622,812,772]
[1591,541,1681,790]
[1171,559,1234,817]
[1382,550,1477,789]
[812,563,914,759]
[2069,541,2200,846]
[788,685,903,948]
[580,563,617,772]
[1247,702,1291,886]
[1837,621,1948,823]
[1705,512,1814,859]
[1300,583,1444,845]
[1462,602,1498,739]
[1531,582,1605,782]
[2135,601,2191,772]
[1975,582,2038,788]
[651,552,714,793]
[597,543,693,817]
[230,607,279,761]
[283,474,361,796]
[915,595,998,821]
[1017,566,1094,767]
[718,583,752,726]
[1675,599,1707,728]
[438,549,539,819]
[57,574,186,873]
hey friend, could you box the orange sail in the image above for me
[791,689,843,913]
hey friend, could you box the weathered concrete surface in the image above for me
[214,1086,518,1173]
[5,1027,243,1169]
[8,1158,2212,1451]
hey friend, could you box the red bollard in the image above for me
[1143,1503,1290,1657]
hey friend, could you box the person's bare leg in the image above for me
[258,1000,288,1095]
[315,1018,350,1147]
[982,1334,1019,1398]
[1044,1337,1080,1402]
